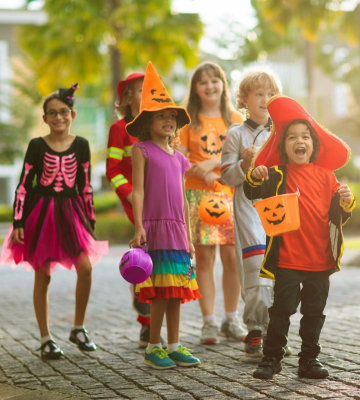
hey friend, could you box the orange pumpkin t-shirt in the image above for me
[278,163,340,272]
[180,113,243,191]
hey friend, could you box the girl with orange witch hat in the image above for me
[127,62,201,369]
[243,95,355,380]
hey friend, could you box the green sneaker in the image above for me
[168,345,201,367]
[143,347,176,369]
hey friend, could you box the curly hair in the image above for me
[137,112,180,147]
[182,61,235,131]
[278,119,320,164]
[236,67,281,110]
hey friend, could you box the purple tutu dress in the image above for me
[0,137,108,275]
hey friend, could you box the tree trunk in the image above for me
[356,4,360,54]
[109,0,122,110]
[304,38,316,117]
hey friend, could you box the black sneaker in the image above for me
[130,284,151,317]
[245,330,263,357]
[38,339,64,360]
[298,358,329,379]
[138,325,167,349]
[69,328,96,352]
[253,356,282,379]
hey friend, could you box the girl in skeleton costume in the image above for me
[0,84,108,360]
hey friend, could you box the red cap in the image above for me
[117,72,145,102]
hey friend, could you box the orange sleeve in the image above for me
[179,125,190,148]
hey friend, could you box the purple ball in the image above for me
[119,248,153,284]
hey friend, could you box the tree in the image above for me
[0,59,42,163]
[19,0,203,105]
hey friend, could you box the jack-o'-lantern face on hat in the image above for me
[150,88,172,104]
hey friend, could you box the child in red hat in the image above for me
[244,95,355,380]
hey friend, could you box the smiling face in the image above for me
[195,70,224,107]
[243,85,275,126]
[284,123,314,165]
[149,109,177,139]
[43,98,75,135]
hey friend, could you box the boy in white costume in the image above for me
[221,69,291,357]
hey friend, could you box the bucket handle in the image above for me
[250,170,300,205]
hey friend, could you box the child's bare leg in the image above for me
[149,299,168,344]
[33,269,51,337]
[166,299,181,344]
[220,245,240,312]
[194,245,216,317]
[75,255,92,326]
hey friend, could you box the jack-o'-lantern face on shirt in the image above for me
[200,125,225,157]
[150,87,172,104]
[264,203,286,225]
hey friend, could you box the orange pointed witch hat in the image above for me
[126,62,190,137]
[253,95,351,171]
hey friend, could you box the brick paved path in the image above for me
[0,245,360,399]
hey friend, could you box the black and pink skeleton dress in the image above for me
[0,136,108,275]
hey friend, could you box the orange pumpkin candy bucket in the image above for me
[253,192,300,237]
[198,195,231,225]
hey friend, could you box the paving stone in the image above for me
[0,245,360,399]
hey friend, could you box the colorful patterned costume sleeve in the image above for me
[77,140,96,230]
[106,121,133,202]
[13,140,37,229]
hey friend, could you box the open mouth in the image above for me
[295,148,306,156]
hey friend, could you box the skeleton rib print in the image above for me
[40,152,77,192]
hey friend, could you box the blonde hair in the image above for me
[183,61,235,130]
[236,67,282,109]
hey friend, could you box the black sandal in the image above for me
[38,339,64,359]
[69,328,96,351]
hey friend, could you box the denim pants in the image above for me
[263,267,331,360]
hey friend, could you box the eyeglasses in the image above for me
[46,109,72,118]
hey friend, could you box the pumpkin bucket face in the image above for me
[253,193,300,237]
[198,195,231,225]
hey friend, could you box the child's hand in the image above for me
[338,184,352,203]
[193,160,216,180]
[204,171,219,187]
[13,228,24,245]
[251,166,269,181]
[188,241,195,259]
[129,227,147,248]
[241,145,257,171]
